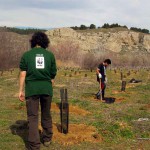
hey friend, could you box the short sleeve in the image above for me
[19,54,27,71]
[97,64,100,69]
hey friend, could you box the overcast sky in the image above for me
[0,0,150,29]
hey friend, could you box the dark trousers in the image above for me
[26,95,53,150]
[96,82,106,99]
[102,83,106,99]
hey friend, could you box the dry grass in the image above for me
[0,68,149,150]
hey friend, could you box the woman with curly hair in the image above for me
[19,32,57,150]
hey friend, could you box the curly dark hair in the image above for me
[30,32,50,49]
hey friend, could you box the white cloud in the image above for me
[0,0,150,29]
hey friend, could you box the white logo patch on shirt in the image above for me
[36,56,45,69]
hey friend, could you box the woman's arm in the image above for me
[19,71,26,102]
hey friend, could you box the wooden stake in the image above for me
[121,81,126,92]
[60,88,69,134]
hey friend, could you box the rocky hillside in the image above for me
[46,28,150,54]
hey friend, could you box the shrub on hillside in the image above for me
[0,32,30,70]
[50,40,81,64]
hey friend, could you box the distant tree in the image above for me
[80,25,88,30]
[130,27,140,32]
[102,23,128,29]
[123,25,128,29]
[130,27,149,34]
[89,24,96,29]
[110,23,121,28]
[71,26,79,30]
[102,23,110,28]
[142,29,149,34]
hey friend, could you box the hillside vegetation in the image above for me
[0,26,46,35]
[77,27,129,33]
[0,26,150,71]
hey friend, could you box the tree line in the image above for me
[130,27,149,34]
[71,23,149,34]
[0,24,149,34]
[0,26,46,35]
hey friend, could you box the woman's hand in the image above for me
[19,91,25,102]
[51,79,55,86]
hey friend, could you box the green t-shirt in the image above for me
[19,47,57,97]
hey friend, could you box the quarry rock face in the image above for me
[46,28,150,54]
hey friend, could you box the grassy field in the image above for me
[0,68,150,150]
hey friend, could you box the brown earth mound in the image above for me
[51,103,90,116]
[12,101,90,116]
[112,91,121,94]
[145,104,150,111]
[115,97,126,102]
[39,123,102,145]
[112,90,134,94]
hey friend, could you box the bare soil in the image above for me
[115,97,126,102]
[39,123,102,145]
[51,103,90,116]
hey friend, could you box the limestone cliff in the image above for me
[46,28,150,54]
